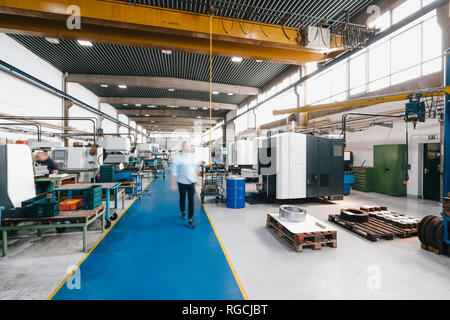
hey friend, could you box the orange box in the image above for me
[60,199,83,211]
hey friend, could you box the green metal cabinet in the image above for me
[373,144,407,197]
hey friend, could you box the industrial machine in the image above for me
[102,137,131,171]
[258,132,344,200]
[0,144,36,211]
[28,139,63,151]
[51,146,103,182]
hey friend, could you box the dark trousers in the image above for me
[178,183,195,219]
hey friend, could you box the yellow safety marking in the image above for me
[47,178,153,300]
[196,190,249,300]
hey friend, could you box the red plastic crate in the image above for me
[60,199,83,211]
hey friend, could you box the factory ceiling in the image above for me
[4,0,374,132]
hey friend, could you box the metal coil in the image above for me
[279,205,307,223]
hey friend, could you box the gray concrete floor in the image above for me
[1,184,449,300]
[0,178,152,300]
[204,190,450,300]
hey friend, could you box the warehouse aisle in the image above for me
[50,175,244,300]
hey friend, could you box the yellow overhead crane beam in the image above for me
[0,0,343,65]
[273,86,450,115]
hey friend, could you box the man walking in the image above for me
[171,141,199,228]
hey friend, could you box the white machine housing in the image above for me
[0,144,36,209]
[51,146,103,182]
[28,139,63,150]
[259,132,344,200]
[102,137,131,166]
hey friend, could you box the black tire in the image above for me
[425,217,441,247]
[110,212,118,221]
[418,215,436,244]
[105,219,112,229]
[340,208,369,223]
[434,221,445,253]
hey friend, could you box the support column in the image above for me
[443,49,450,198]
[62,74,73,147]
[222,122,226,148]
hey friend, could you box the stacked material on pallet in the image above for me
[359,206,421,229]
[266,212,337,252]
[418,215,449,256]
[328,206,418,242]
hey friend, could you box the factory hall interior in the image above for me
[0,0,450,302]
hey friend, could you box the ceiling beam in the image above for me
[144,125,202,132]
[67,74,260,96]
[131,117,217,124]
[100,97,237,110]
[0,0,340,65]
[117,109,224,119]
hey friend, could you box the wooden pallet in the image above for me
[421,243,449,256]
[266,214,337,252]
[328,214,417,242]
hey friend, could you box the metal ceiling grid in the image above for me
[117,0,375,28]
[82,84,248,104]
[8,35,290,88]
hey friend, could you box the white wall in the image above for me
[0,33,125,144]
[0,33,62,141]
[100,103,118,134]
[67,82,100,142]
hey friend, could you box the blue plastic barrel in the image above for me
[226,176,246,209]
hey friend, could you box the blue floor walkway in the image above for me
[52,174,244,300]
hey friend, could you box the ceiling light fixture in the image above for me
[77,40,93,47]
[168,88,175,92]
[162,50,172,55]
[212,91,219,95]
[45,38,60,44]
[231,56,243,63]
[123,104,128,106]
[136,104,142,107]
[168,105,178,108]
[100,84,108,88]
[227,92,234,96]
[256,59,263,63]
[148,105,156,108]
[118,85,127,89]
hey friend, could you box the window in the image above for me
[391,25,421,74]
[369,41,390,83]
[349,53,366,95]
[331,63,347,101]
[392,0,421,24]
[422,16,442,61]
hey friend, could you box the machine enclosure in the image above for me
[258,132,344,200]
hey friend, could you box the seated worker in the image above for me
[35,152,59,193]
[36,152,59,174]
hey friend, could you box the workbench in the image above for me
[35,174,78,191]
[51,182,122,222]
[1,205,105,256]
[60,168,99,183]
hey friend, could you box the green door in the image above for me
[423,143,440,201]
[373,144,407,197]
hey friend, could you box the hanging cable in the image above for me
[209,5,213,171]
